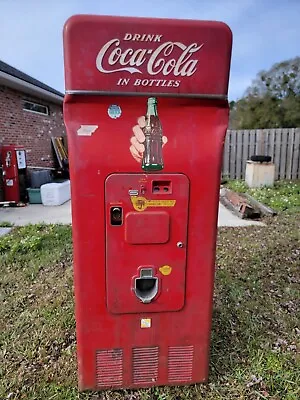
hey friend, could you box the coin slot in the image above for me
[152,180,172,194]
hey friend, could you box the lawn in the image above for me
[0,211,299,399]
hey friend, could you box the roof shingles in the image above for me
[0,59,64,97]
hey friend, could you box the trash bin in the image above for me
[30,169,52,188]
[27,188,42,204]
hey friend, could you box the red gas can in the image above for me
[63,15,232,391]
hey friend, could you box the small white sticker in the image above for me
[6,179,14,187]
[108,104,122,119]
[141,318,151,328]
[77,125,98,136]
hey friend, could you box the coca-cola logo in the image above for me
[96,33,204,77]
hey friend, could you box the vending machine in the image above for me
[1,145,27,203]
[63,15,232,391]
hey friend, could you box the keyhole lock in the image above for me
[177,241,184,248]
[110,207,123,226]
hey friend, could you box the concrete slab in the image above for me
[0,200,264,228]
[0,227,13,237]
[218,203,264,227]
[0,201,72,226]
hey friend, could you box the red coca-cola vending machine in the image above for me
[1,145,27,203]
[63,15,232,391]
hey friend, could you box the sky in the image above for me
[0,0,299,101]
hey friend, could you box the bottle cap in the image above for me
[148,97,157,105]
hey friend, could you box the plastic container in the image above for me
[40,180,71,206]
[27,188,42,204]
[30,170,53,188]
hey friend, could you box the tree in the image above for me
[247,57,300,98]
[230,57,300,129]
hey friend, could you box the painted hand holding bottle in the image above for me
[130,97,168,170]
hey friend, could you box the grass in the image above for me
[224,180,300,212]
[0,214,299,399]
[0,221,14,227]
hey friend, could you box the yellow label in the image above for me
[141,318,151,328]
[131,196,176,212]
[159,265,172,276]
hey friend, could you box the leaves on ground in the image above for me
[225,180,300,212]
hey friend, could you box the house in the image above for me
[0,60,66,169]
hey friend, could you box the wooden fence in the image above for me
[222,128,300,180]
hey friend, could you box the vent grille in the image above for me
[168,345,194,383]
[133,347,159,384]
[96,349,123,388]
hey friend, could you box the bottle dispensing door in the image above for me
[105,173,189,314]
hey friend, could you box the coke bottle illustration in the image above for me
[142,97,164,171]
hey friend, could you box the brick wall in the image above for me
[0,85,66,168]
